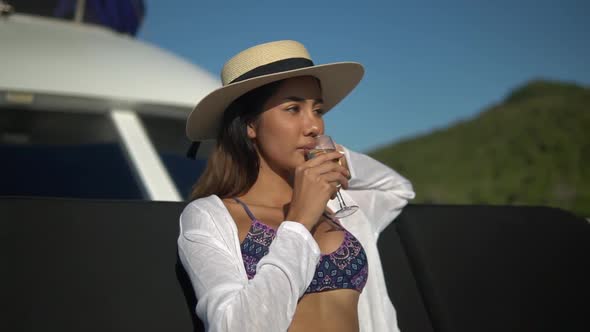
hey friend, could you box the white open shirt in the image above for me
[178,147,415,331]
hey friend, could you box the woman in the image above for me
[178,40,415,331]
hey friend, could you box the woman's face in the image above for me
[248,76,325,174]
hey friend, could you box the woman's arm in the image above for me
[178,204,321,332]
[338,145,415,236]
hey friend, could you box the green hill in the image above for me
[369,80,590,217]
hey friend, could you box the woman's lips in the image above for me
[300,143,316,150]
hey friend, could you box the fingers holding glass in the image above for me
[307,135,358,218]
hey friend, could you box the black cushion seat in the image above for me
[1,197,587,332]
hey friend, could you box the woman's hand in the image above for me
[335,144,351,179]
[286,151,350,231]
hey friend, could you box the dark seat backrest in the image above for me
[0,197,199,332]
[1,197,587,331]
[390,204,589,332]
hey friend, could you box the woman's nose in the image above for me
[302,104,323,136]
[303,117,321,137]
[305,125,320,137]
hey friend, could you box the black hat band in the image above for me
[229,58,314,84]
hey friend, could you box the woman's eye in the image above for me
[314,109,325,116]
[286,105,299,112]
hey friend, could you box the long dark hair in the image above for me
[190,80,284,200]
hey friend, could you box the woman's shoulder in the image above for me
[184,194,225,211]
[180,195,230,227]
[178,195,239,257]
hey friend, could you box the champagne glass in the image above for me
[306,135,359,218]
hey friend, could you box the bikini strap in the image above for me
[233,197,257,221]
[323,212,345,230]
[233,198,344,230]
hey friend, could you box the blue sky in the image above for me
[139,0,589,152]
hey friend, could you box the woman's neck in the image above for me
[240,157,293,209]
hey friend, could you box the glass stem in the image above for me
[336,191,346,209]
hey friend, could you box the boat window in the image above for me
[139,114,206,200]
[0,108,144,199]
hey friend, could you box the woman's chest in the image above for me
[238,210,348,255]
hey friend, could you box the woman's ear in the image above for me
[247,122,257,139]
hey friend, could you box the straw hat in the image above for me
[186,40,364,141]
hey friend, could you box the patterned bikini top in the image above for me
[234,198,368,294]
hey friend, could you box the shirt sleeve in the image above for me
[177,204,321,332]
[341,146,416,236]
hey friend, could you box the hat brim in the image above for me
[186,62,364,141]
